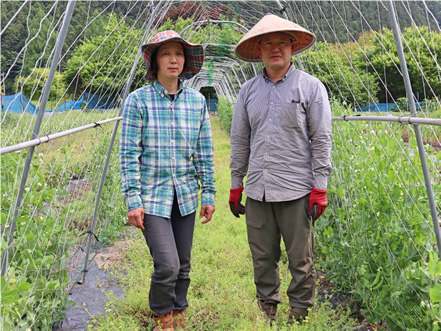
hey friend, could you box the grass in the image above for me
[86,116,358,330]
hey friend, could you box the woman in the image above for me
[120,30,216,330]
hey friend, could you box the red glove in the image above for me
[229,186,245,218]
[309,187,328,220]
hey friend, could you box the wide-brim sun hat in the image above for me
[235,14,316,62]
[141,30,204,81]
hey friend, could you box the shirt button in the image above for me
[272,86,275,89]
[269,119,272,122]
[271,101,273,105]
[171,122,174,126]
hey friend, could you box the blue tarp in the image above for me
[355,103,395,112]
[82,93,118,110]
[356,101,438,112]
[0,93,37,114]
[1,93,117,115]
[48,95,84,112]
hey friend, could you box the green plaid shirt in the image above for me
[120,80,216,218]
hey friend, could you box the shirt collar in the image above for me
[153,79,184,99]
[262,63,295,83]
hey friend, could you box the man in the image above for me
[229,14,332,325]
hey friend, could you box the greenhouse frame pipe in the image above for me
[195,69,235,99]
[77,0,167,286]
[204,56,247,83]
[180,21,259,75]
[0,117,122,155]
[1,1,76,277]
[217,68,238,96]
[179,19,249,36]
[332,115,441,126]
[208,62,243,87]
[387,1,441,259]
[204,43,259,76]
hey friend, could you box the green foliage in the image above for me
[217,97,234,135]
[0,110,126,329]
[316,99,441,330]
[304,41,380,107]
[63,14,144,97]
[14,68,65,101]
[362,26,441,102]
[1,152,71,330]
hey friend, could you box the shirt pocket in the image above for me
[280,102,300,128]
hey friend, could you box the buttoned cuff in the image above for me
[201,192,215,206]
[126,194,143,211]
[313,176,328,191]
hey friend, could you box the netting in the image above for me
[1,1,440,330]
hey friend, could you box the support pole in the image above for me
[387,1,441,259]
[77,0,166,285]
[1,1,76,277]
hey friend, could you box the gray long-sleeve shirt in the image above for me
[230,64,332,202]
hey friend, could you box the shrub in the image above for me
[217,97,234,135]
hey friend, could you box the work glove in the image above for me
[309,187,328,221]
[229,186,245,218]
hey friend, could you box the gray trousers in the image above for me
[142,195,196,315]
[245,195,315,309]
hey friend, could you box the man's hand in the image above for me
[200,205,215,224]
[309,187,328,221]
[128,207,145,230]
[229,186,245,218]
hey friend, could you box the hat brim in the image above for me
[142,37,204,81]
[235,15,316,62]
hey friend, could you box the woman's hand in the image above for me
[199,205,215,224]
[128,207,145,230]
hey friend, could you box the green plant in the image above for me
[316,99,441,330]
[217,97,234,135]
[1,152,72,330]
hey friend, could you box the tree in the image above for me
[361,27,441,102]
[303,42,379,107]
[63,14,144,98]
[14,68,65,101]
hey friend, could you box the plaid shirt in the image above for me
[120,80,216,218]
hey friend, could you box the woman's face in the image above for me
[156,41,185,82]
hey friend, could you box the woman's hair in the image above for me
[148,44,187,80]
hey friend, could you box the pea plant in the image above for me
[316,101,441,330]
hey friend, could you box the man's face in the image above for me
[257,32,294,71]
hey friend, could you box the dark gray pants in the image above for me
[142,196,195,315]
[245,195,315,309]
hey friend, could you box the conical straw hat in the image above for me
[141,30,204,81]
[235,14,316,62]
